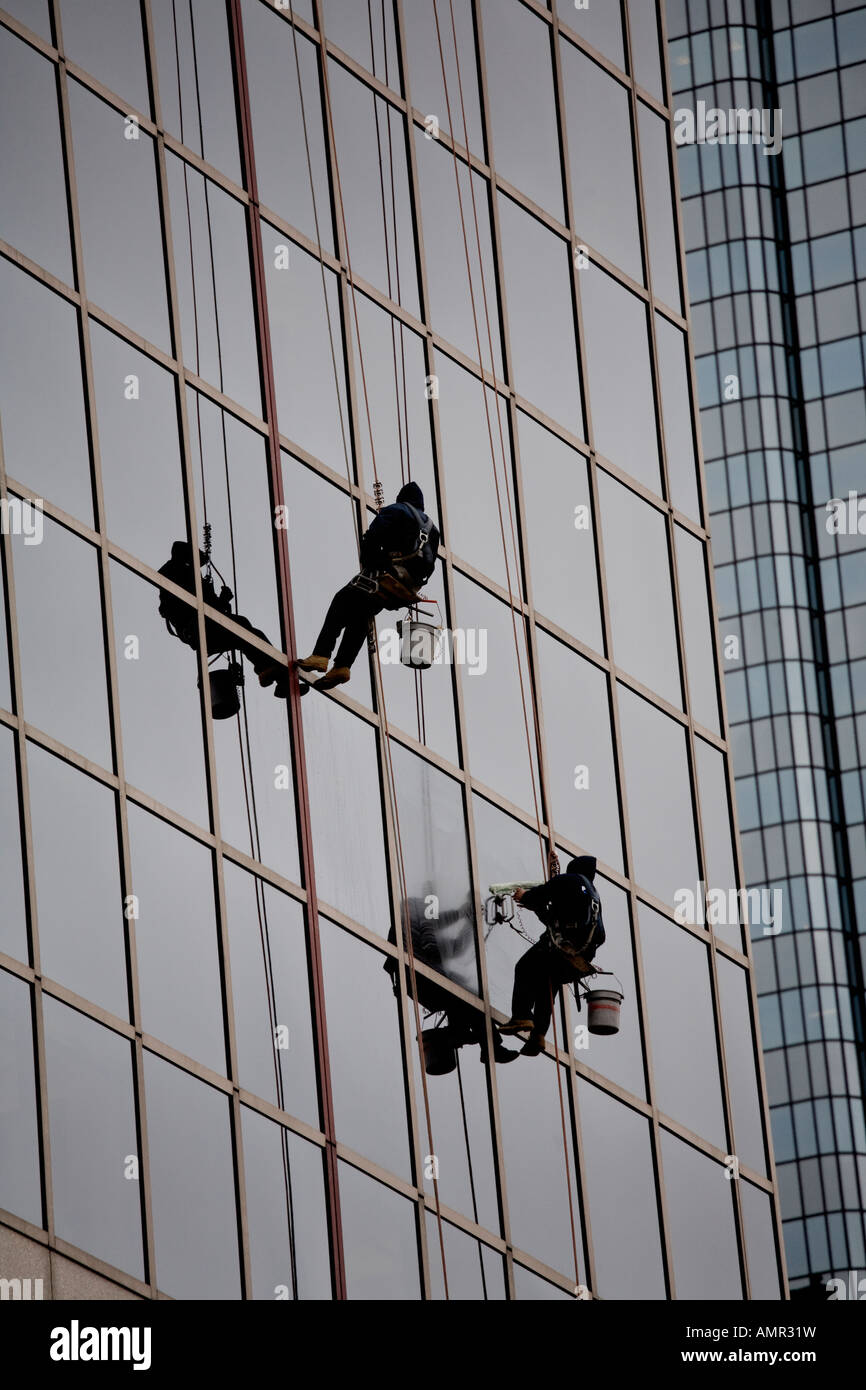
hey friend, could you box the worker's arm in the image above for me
[515,882,550,914]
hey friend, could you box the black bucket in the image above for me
[421,1028,457,1076]
[207,666,243,720]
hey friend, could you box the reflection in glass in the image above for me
[0,260,91,520]
[619,687,699,909]
[661,1130,741,1299]
[579,1081,665,1298]
[581,266,661,493]
[373,558,459,765]
[640,904,726,1146]
[413,1046,501,1237]
[13,521,112,768]
[144,1051,241,1298]
[0,969,42,1227]
[0,27,72,282]
[339,1159,421,1300]
[129,803,226,1074]
[28,743,127,1018]
[59,0,150,112]
[242,1106,332,1300]
[0,728,27,963]
[43,996,143,1278]
[473,792,548,1018]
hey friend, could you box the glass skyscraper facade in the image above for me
[668,0,866,1295]
[0,0,783,1301]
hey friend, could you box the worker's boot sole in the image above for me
[520,1032,544,1057]
[498,1018,534,1035]
[314,666,351,692]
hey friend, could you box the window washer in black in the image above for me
[158,540,289,697]
[297,481,440,692]
[499,856,605,1057]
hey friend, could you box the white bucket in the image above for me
[586,989,623,1036]
[398,619,442,670]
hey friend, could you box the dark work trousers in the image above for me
[169,609,275,676]
[511,937,581,1038]
[313,583,385,670]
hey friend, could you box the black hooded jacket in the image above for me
[519,856,605,955]
[360,482,440,588]
[158,541,231,632]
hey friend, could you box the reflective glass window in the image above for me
[656,312,701,521]
[43,996,143,1278]
[497,194,583,436]
[581,266,661,493]
[373,557,458,765]
[554,0,625,70]
[513,1263,574,1299]
[580,878,646,1099]
[144,1051,241,1298]
[640,904,726,1145]
[599,473,681,706]
[241,1106,332,1300]
[718,957,767,1176]
[0,969,42,1226]
[0,28,72,282]
[150,0,241,183]
[129,803,226,1074]
[661,1130,742,1299]
[696,737,741,951]
[414,1038,502,1235]
[403,0,484,158]
[13,521,111,768]
[741,1180,782,1299]
[473,791,549,1019]
[0,553,10,715]
[628,0,665,102]
[638,103,681,311]
[339,1160,421,1300]
[28,743,127,1018]
[0,261,91,521]
[425,1214,506,1300]
[59,0,150,111]
[1,0,51,40]
[579,1081,665,1298]
[68,82,170,351]
[675,525,720,731]
[537,632,624,872]
[562,43,642,283]
[320,0,400,92]
[0,729,27,962]
[619,688,699,908]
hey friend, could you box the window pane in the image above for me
[640,904,726,1146]
[321,921,412,1181]
[414,1042,502,1236]
[129,804,226,1074]
[225,864,318,1127]
[554,0,625,70]
[638,103,681,311]
[90,321,186,572]
[741,1180,782,1299]
[513,1262,574,1299]
[339,1160,421,1300]
[562,43,642,282]
[537,633,624,873]
[599,473,681,706]
[425,1213,506,1300]
[580,878,646,1100]
[481,0,564,219]
[320,0,400,93]
[0,729,27,963]
[619,687,699,909]
[241,1106,331,1300]
[150,0,241,183]
[0,969,42,1226]
[675,525,721,731]
[718,957,767,1176]
[0,261,91,521]
[661,1130,742,1298]
[581,266,661,493]
[373,558,459,765]
[473,791,548,1018]
[518,412,602,651]
[579,1081,665,1298]
[497,194,583,436]
[13,521,112,768]
[59,0,150,111]
[1,0,51,40]
[403,0,484,158]
[28,743,127,1018]
[656,313,700,521]
[0,552,10,715]
[144,1051,241,1298]
[43,996,143,1278]
[68,82,170,351]
[696,737,742,951]
[628,0,665,102]
[0,28,72,282]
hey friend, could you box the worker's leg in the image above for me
[310,584,358,662]
[332,594,383,671]
[206,613,274,674]
[507,940,549,1027]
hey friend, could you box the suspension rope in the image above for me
[455,1053,488,1299]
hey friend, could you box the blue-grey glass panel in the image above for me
[67,82,170,351]
[518,413,602,651]
[640,904,726,1146]
[696,737,742,951]
[13,521,111,768]
[599,472,681,706]
[0,28,72,282]
[0,553,10,715]
[579,1080,666,1298]
[425,1214,506,1300]
[59,0,149,110]
[321,921,412,1180]
[339,1160,421,1300]
[481,0,564,219]
[537,632,624,872]
[581,266,661,492]
[144,1051,241,1298]
[241,1106,332,1300]
[0,261,91,521]
[129,803,226,1074]
[225,864,318,1127]
[373,559,459,765]
[562,42,642,282]
[403,0,484,157]
[0,969,42,1226]
[554,0,625,70]
[320,0,400,92]
[675,525,720,731]
[90,321,186,573]
[150,0,241,183]
[718,957,767,1176]
[619,687,700,909]
[415,1044,502,1236]
[638,102,681,310]
[661,1130,742,1299]
[656,312,701,521]
[1,0,51,40]
[473,791,548,1018]
[497,194,583,436]
[28,743,127,1018]
[111,560,209,828]
[628,0,664,102]
[43,996,143,1278]
[741,1180,782,1299]
[0,731,27,962]
[580,878,646,1099]
[513,1263,574,1299]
